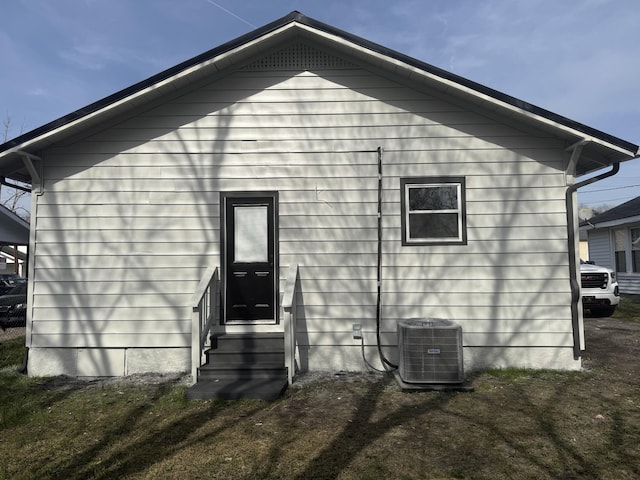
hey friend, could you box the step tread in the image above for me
[186,377,288,401]
[206,349,285,355]
[213,333,284,338]
[209,334,285,353]
[212,333,284,344]
[200,362,286,370]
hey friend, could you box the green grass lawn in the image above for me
[614,294,640,323]
[1,305,640,479]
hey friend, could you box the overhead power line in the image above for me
[580,196,636,206]
[579,184,640,194]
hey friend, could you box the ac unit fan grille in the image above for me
[397,318,464,384]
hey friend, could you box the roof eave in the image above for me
[586,214,640,229]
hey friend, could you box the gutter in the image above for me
[566,153,623,358]
[582,214,640,231]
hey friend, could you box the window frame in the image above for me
[614,228,628,273]
[610,225,640,274]
[631,227,640,273]
[400,176,467,246]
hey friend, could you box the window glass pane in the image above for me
[616,251,627,273]
[632,228,640,272]
[632,228,640,250]
[409,185,458,211]
[615,229,627,250]
[633,251,640,273]
[409,213,459,240]
[234,206,268,263]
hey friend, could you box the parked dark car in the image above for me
[0,274,26,296]
[0,283,27,329]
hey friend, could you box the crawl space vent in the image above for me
[397,318,464,384]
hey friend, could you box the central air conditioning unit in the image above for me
[397,318,464,384]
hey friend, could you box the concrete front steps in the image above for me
[186,333,288,401]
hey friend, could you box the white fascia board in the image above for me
[591,215,640,229]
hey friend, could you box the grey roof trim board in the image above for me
[0,11,638,180]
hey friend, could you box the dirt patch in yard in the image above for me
[583,314,640,377]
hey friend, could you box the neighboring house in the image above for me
[0,203,29,246]
[0,204,29,276]
[581,196,640,294]
[0,246,27,277]
[0,12,638,385]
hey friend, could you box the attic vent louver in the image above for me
[243,42,356,70]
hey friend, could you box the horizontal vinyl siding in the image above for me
[618,274,640,294]
[32,65,571,354]
[587,229,613,268]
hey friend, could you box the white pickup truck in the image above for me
[580,260,620,317]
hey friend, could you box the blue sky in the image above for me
[1,0,639,209]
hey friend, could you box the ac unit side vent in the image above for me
[397,318,464,384]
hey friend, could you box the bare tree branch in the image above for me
[1,114,31,222]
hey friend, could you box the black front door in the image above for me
[222,193,277,323]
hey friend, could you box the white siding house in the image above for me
[0,204,29,247]
[582,196,640,294]
[0,12,638,385]
[0,205,29,277]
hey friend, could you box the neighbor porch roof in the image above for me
[581,196,640,229]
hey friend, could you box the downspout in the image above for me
[14,150,43,375]
[565,143,620,358]
[376,146,398,370]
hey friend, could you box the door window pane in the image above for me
[234,206,268,263]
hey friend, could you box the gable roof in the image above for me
[0,11,638,182]
[582,195,640,229]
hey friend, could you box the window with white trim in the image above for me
[612,226,640,273]
[400,177,467,245]
[614,228,627,272]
